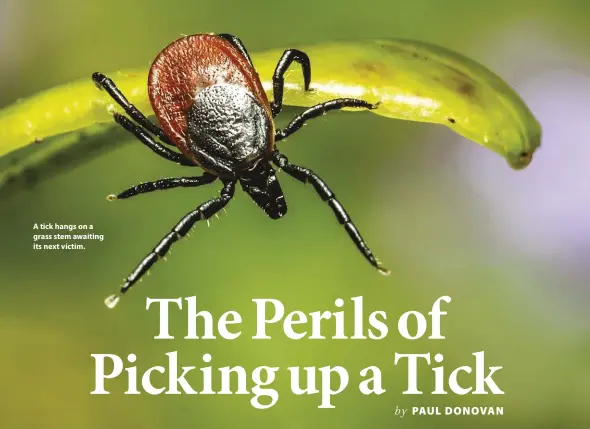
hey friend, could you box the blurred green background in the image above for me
[1,0,589,428]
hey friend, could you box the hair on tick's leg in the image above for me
[105,180,236,308]
[92,72,175,147]
[270,49,312,117]
[272,150,390,275]
[275,98,377,142]
[112,113,196,166]
[107,173,218,201]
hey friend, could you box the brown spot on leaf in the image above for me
[445,65,478,98]
[354,61,389,77]
[456,80,476,97]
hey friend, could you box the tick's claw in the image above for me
[104,294,120,309]
[379,268,391,276]
[375,258,390,276]
[377,265,391,276]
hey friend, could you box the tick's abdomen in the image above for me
[187,84,272,174]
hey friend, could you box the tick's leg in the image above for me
[108,180,236,303]
[270,49,311,117]
[92,72,175,147]
[107,173,218,201]
[272,151,389,275]
[218,33,254,67]
[113,113,196,166]
[275,98,377,142]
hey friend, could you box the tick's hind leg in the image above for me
[113,113,195,166]
[275,98,377,142]
[107,172,218,201]
[270,49,312,117]
[92,72,174,147]
[105,180,236,307]
[272,151,389,275]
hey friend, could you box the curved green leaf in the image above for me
[0,38,541,169]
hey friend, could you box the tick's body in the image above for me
[149,35,274,173]
[94,34,387,307]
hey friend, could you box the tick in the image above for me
[94,33,389,308]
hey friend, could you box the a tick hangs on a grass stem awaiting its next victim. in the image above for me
[95,33,389,309]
